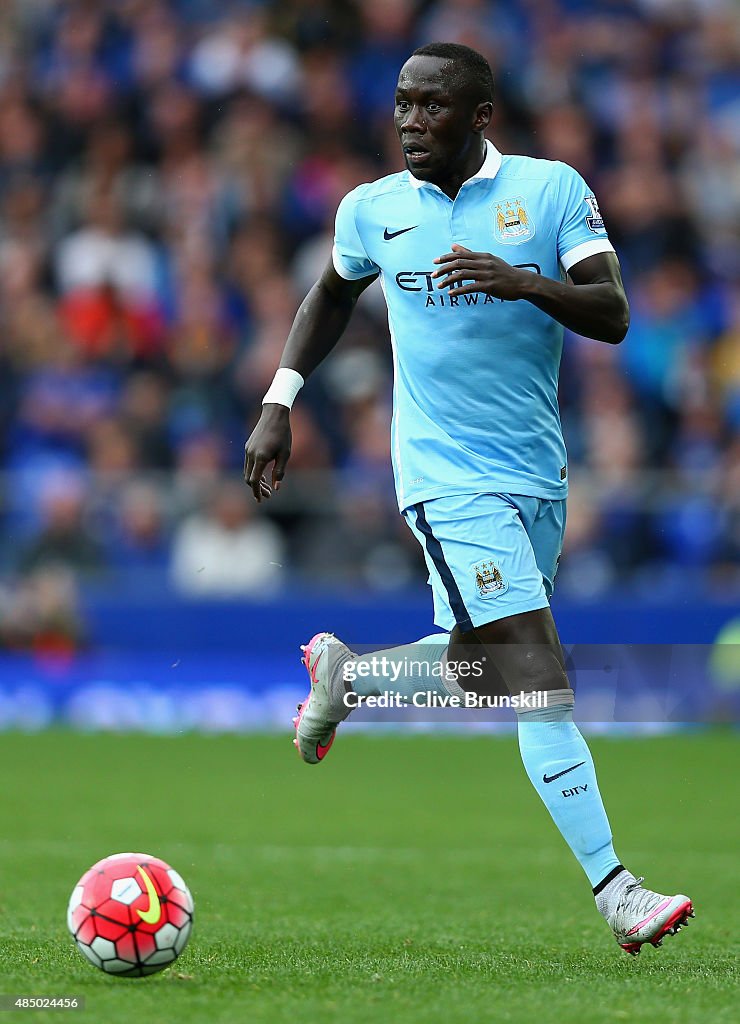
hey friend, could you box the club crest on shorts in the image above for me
[493,197,535,244]
[472,560,508,598]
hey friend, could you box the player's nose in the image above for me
[400,104,426,133]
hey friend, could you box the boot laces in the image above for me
[615,877,665,928]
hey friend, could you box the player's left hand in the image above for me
[432,244,526,300]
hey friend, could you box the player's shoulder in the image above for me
[339,171,413,210]
[498,154,585,188]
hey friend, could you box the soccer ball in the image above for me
[67,852,194,977]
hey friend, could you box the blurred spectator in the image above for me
[171,430,228,515]
[170,478,285,596]
[120,372,174,470]
[55,187,164,360]
[108,480,170,575]
[50,121,162,241]
[188,8,303,105]
[0,566,87,655]
[18,473,105,578]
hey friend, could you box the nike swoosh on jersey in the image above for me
[136,866,162,924]
[383,225,418,240]
[542,761,586,784]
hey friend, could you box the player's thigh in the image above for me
[514,496,566,602]
[403,493,551,633]
[457,606,561,648]
[471,497,567,691]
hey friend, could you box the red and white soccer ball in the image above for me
[67,852,194,977]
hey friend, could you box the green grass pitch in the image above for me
[0,731,737,1023]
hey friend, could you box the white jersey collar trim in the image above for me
[408,139,503,190]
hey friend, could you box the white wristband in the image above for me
[262,368,304,409]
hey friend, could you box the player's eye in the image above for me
[427,103,441,113]
[396,100,410,111]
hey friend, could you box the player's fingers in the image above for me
[435,244,476,261]
[432,259,477,279]
[433,251,459,265]
[446,282,482,297]
[248,455,267,485]
[434,246,483,264]
[260,477,272,498]
[243,448,254,485]
[438,270,481,289]
[248,456,270,501]
[271,450,290,491]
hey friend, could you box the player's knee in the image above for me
[470,643,568,696]
[490,643,568,694]
[516,646,568,693]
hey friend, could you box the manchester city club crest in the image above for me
[472,560,508,599]
[493,197,535,244]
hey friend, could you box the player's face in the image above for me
[394,56,487,183]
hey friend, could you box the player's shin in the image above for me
[349,634,460,700]
[515,689,622,888]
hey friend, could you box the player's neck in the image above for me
[433,139,487,200]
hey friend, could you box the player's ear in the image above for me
[473,101,492,132]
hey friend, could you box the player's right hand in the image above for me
[244,405,292,502]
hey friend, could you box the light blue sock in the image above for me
[350,633,453,699]
[517,691,621,887]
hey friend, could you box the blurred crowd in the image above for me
[0,0,738,649]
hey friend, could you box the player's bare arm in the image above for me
[432,246,629,344]
[243,260,378,502]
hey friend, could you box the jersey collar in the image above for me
[407,139,503,190]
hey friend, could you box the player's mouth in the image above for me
[403,144,431,166]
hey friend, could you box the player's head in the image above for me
[395,43,494,183]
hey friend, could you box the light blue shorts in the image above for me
[403,493,566,632]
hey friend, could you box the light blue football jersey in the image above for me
[332,141,614,511]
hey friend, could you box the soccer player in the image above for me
[244,43,693,954]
